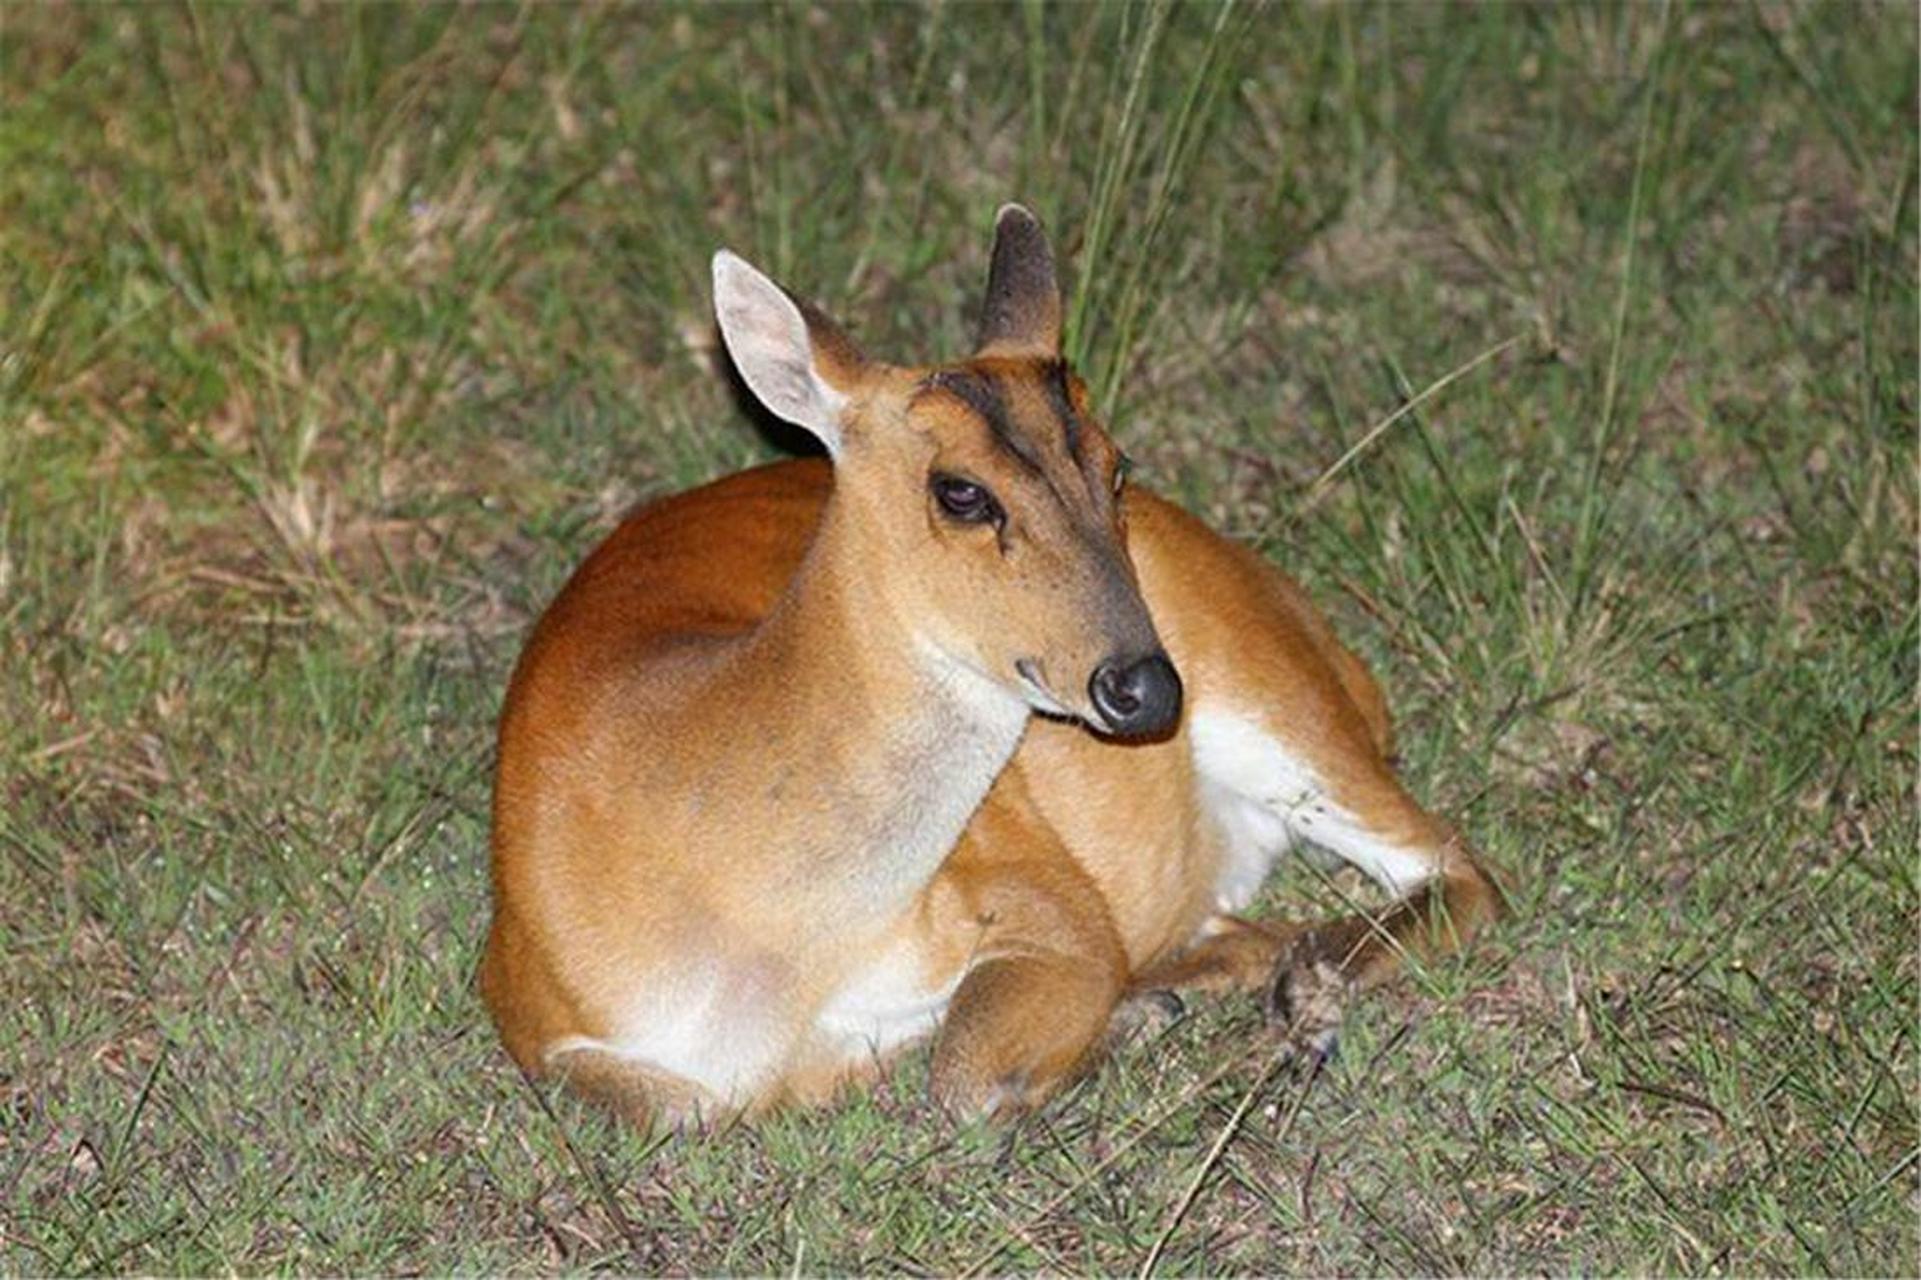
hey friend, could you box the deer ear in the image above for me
[713,250,865,454]
[975,203,1061,356]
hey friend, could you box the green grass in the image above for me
[2,1,1915,1273]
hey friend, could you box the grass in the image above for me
[1,1,1915,1272]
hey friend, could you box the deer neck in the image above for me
[730,487,1029,904]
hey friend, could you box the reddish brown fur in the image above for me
[481,211,1501,1125]
[483,459,1501,1118]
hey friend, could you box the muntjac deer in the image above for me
[481,206,1501,1125]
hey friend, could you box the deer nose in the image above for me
[1088,651,1183,738]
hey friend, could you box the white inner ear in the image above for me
[712,250,847,453]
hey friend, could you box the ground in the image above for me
[1,3,1915,1273]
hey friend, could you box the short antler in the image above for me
[975,203,1061,356]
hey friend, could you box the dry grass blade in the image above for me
[1135,1050,1310,1278]
[1302,332,1526,510]
[518,1071,657,1266]
[958,1039,1283,1277]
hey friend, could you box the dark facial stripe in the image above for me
[926,368,1043,473]
[1039,359,1082,464]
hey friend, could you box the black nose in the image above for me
[1088,651,1183,738]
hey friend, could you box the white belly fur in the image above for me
[546,953,797,1104]
[554,924,958,1103]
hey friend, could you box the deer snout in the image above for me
[1088,650,1183,739]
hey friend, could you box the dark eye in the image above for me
[1113,454,1135,496]
[932,474,1001,525]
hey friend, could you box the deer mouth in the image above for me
[1014,658,1077,721]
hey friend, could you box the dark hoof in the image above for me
[1114,980,1183,1045]
[1266,954,1349,1067]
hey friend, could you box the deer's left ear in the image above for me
[713,250,868,455]
[975,203,1062,357]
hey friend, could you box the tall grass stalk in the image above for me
[1570,0,1670,616]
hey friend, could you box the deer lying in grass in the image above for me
[480,205,1501,1126]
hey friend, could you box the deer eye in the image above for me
[931,474,1001,526]
[1113,453,1135,496]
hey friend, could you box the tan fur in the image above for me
[481,210,1501,1126]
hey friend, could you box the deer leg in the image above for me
[1128,913,1304,996]
[930,947,1126,1120]
[1265,780,1503,1061]
[542,1045,720,1132]
[1188,709,1502,1062]
[925,777,1130,1122]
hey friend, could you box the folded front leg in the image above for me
[1127,913,1302,996]
[931,949,1123,1120]
[924,767,1130,1122]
